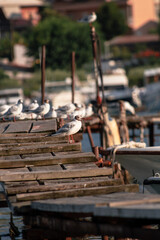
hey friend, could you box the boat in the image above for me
[100,146,160,194]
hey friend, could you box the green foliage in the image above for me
[0,78,20,89]
[96,2,128,40]
[24,12,99,70]
[0,69,9,79]
[111,46,132,59]
[127,67,144,87]
[0,36,12,60]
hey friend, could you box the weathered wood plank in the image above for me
[0,152,96,169]
[0,122,10,134]
[0,135,68,144]
[5,178,123,195]
[16,184,139,202]
[0,167,113,182]
[0,142,81,156]
[30,119,57,133]
[0,155,21,160]
[4,121,32,133]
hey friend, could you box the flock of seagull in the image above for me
[0,97,136,140]
[0,99,94,122]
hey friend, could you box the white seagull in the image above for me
[4,99,23,121]
[0,104,11,117]
[53,115,82,143]
[85,103,94,117]
[78,12,97,23]
[46,106,57,118]
[27,99,39,112]
[34,99,50,119]
[124,101,136,115]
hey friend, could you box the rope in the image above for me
[108,141,146,173]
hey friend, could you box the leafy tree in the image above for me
[24,11,103,70]
[96,2,128,40]
[0,36,12,60]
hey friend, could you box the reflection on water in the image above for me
[0,208,23,240]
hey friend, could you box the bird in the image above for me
[4,99,23,121]
[85,103,94,117]
[52,115,82,143]
[57,103,76,114]
[78,12,97,24]
[26,99,39,112]
[34,99,50,119]
[46,106,57,118]
[0,104,11,117]
[124,101,136,115]
[68,103,86,119]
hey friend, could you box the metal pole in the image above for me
[71,51,75,104]
[41,45,46,104]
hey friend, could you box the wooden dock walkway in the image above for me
[0,118,160,239]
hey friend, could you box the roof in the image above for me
[0,0,44,7]
[109,34,159,46]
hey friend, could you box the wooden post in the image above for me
[149,122,154,146]
[87,125,95,152]
[71,51,75,104]
[90,25,100,102]
[41,45,46,104]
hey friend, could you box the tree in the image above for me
[24,11,103,70]
[96,2,128,40]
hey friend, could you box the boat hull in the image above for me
[116,154,160,193]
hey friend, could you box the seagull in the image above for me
[45,106,57,118]
[78,12,97,23]
[4,99,23,121]
[124,101,136,115]
[0,104,11,117]
[57,103,76,114]
[52,115,82,143]
[34,99,50,119]
[68,103,86,119]
[26,99,39,112]
[85,103,94,117]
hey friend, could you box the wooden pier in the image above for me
[0,117,160,239]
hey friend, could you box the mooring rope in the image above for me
[108,141,146,173]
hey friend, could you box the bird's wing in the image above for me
[0,105,9,112]
[9,105,19,113]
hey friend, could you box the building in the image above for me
[0,0,45,36]
[52,0,105,21]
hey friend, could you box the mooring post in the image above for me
[41,45,46,104]
[90,25,100,103]
[87,125,95,152]
[71,51,75,104]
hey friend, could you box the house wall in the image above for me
[127,0,156,30]
[21,7,41,26]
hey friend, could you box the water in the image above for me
[0,129,160,240]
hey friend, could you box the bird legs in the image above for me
[68,135,75,144]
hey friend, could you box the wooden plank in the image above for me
[0,142,81,156]
[0,167,113,182]
[30,119,57,133]
[0,155,21,160]
[16,184,139,202]
[0,122,9,134]
[4,121,32,133]
[0,152,96,169]
[0,135,68,144]
[5,178,123,195]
